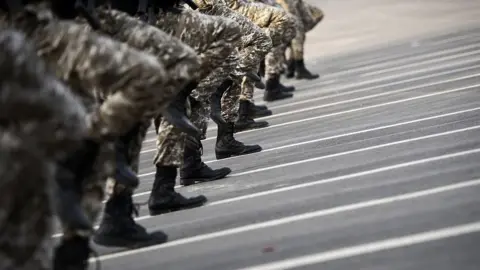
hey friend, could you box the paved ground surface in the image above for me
[58,1,480,269]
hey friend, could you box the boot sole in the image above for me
[149,199,207,216]
[93,232,168,249]
[215,146,262,160]
[180,170,232,186]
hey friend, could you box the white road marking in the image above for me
[361,50,480,77]
[143,42,480,136]
[144,56,480,139]
[132,107,480,197]
[229,125,480,177]
[138,82,480,170]
[96,177,480,261]
[240,221,480,270]
[265,60,480,111]
[201,83,480,140]
[253,73,480,121]
[322,45,480,78]
[52,148,480,239]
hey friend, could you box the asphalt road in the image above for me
[64,25,480,269]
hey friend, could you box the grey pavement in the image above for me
[65,1,480,269]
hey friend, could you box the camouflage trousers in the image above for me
[0,29,88,270]
[4,3,178,238]
[152,7,242,167]
[93,7,202,196]
[277,0,324,59]
[224,0,296,47]
[194,0,273,121]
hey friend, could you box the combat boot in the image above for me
[53,236,92,270]
[264,74,294,102]
[235,100,269,132]
[215,122,262,160]
[163,81,201,137]
[55,139,101,233]
[294,59,319,80]
[249,102,273,118]
[210,79,233,125]
[285,59,295,79]
[148,166,207,215]
[93,191,167,248]
[180,136,231,186]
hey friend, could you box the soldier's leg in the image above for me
[279,0,321,79]
[96,6,203,136]
[148,116,207,216]
[145,6,243,190]
[0,29,91,270]
[179,93,232,186]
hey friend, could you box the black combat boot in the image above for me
[148,166,207,215]
[210,79,234,125]
[294,59,319,80]
[93,191,167,248]
[163,81,201,137]
[215,122,262,160]
[235,100,269,132]
[285,59,295,79]
[53,236,92,270]
[180,136,231,186]
[55,139,101,232]
[264,74,294,102]
[249,102,273,118]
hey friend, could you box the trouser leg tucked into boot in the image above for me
[163,81,201,137]
[180,136,231,186]
[148,165,207,215]
[53,236,92,270]
[264,74,294,102]
[235,100,269,132]
[215,122,262,160]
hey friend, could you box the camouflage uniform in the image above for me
[192,0,272,130]
[1,1,175,240]
[0,29,88,270]
[221,0,296,106]
[152,5,242,167]
[91,7,201,194]
[276,0,323,60]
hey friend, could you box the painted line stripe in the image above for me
[205,83,480,139]
[131,107,480,198]
[145,55,480,138]
[265,59,480,111]
[321,45,480,78]
[96,177,480,261]
[254,73,480,121]
[53,148,480,239]
[240,221,480,270]
[229,125,480,177]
